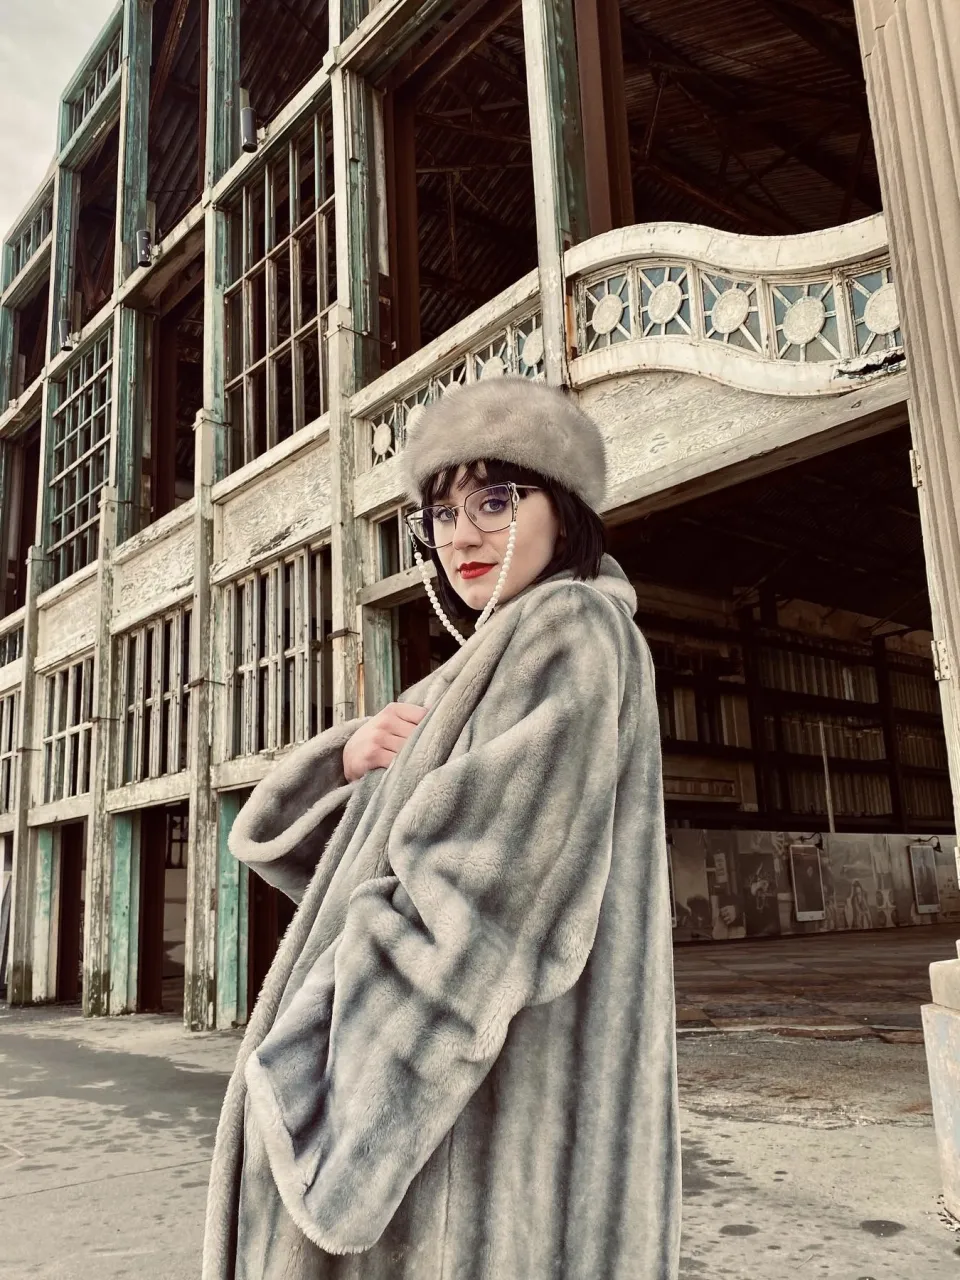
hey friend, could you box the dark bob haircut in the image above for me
[418,457,606,624]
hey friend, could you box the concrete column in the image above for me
[854,0,960,1218]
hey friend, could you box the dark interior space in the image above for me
[137,803,189,1014]
[241,0,330,129]
[55,822,86,1004]
[378,0,537,357]
[585,0,879,236]
[13,282,50,395]
[248,872,296,1007]
[74,122,120,330]
[396,595,461,690]
[2,424,40,616]
[146,273,203,524]
[609,425,927,632]
[148,0,208,238]
[607,424,951,834]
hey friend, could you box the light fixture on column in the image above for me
[58,318,74,352]
[240,88,259,154]
[136,228,153,269]
[240,107,259,153]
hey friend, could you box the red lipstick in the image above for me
[458,562,495,580]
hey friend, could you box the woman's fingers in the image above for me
[387,702,429,727]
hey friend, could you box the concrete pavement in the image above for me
[1,927,959,1277]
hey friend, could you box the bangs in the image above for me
[421,459,547,507]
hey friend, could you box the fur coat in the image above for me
[203,555,681,1280]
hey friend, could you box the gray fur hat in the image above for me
[401,376,607,510]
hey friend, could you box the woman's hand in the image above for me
[343,703,429,782]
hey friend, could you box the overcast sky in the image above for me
[0,0,118,242]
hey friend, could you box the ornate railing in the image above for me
[566,216,903,394]
[353,272,544,470]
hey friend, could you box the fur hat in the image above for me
[401,376,607,510]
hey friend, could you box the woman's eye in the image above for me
[481,498,507,515]
[434,508,455,524]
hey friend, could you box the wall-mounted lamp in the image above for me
[58,318,74,352]
[136,228,153,269]
[240,106,259,154]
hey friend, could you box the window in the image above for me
[67,29,122,139]
[0,691,19,814]
[225,107,336,471]
[8,198,53,282]
[376,507,416,580]
[48,331,113,584]
[9,281,50,397]
[1,422,41,613]
[224,545,332,758]
[0,628,23,668]
[42,656,94,803]
[117,607,193,786]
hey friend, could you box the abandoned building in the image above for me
[0,0,959,1035]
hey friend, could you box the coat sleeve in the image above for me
[229,716,368,903]
[244,588,632,1253]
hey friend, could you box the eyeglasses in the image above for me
[406,483,541,549]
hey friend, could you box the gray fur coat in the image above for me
[203,555,680,1280]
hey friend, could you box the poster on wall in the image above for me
[910,844,941,915]
[790,844,826,922]
[741,852,781,937]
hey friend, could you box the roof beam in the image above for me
[637,148,800,235]
[751,0,865,83]
[620,12,880,212]
[150,0,192,114]
[389,0,521,96]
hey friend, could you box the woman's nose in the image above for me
[451,508,481,548]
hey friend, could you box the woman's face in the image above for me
[434,466,561,613]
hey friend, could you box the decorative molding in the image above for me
[568,215,904,396]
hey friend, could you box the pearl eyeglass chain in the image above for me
[413,486,520,648]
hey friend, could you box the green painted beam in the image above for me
[521,0,589,384]
[0,312,12,422]
[116,0,153,284]
[215,791,249,1028]
[206,0,241,188]
[108,811,141,1014]
[48,169,77,361]
[113,307,144,542]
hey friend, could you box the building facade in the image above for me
[0,0,959,1065]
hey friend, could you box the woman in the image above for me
[203,377,680,1280]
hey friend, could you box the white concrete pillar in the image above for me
[854,0,960,1218]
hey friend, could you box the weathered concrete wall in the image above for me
[36,575,99,671]
[112,504,195,632]
[578,368,908,516]
[212,437,332,580]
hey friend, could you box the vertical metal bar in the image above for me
[818,719,837,834]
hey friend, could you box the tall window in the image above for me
[1,423,41,614]
[0,690,19,814]
[8,197,52,282]
[48,330,113,584]
[117,607,193,786]
[224,545,332,758]
[66,29,121,140]
[42,656,94,803]
[225,107,336,472]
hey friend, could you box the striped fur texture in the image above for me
[203,556,680,1279]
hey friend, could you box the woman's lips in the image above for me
[458,563,495,580]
